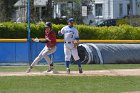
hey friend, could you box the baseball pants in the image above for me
[31,46,56,66]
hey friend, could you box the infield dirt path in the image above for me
[0,69,140,76]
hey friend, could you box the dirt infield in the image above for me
[0,69,140,76]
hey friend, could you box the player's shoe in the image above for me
[26,66,33,73]
[78,67,83,74]
[47,66,54,72]
[47,63,54,72]
[66,68,70,74]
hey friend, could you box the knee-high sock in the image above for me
[65,61,70,68]
[76,60,81,68]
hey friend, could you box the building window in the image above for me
[42,7,46,18]
[127,4,130,15]
[61,3,67,17]
[95,4,103,16]
[35,7,40,18]
[119,4,123,17]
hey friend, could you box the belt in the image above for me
[64,42,71,44]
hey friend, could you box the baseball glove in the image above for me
[73,40,79,48]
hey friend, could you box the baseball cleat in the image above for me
[47,66,54,72]
[79,67,83,74]
[26,66,32,73]
[66,68,70,74]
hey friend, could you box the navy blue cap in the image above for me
[68,18,74,22]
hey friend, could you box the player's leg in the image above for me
[44,55,53,72]
[43,46,56,72]
[64,47,71,74]
[31,46,46,66]
[71,48,83,73]
[26,46,46,73]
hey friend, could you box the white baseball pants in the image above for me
[64,42,80,61]
[31,46,56,66]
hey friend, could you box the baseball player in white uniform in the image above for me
[58,18,83,74]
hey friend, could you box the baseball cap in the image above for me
[68,18,74,22]
[45,22,52,28]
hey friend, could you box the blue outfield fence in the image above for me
[1,39,140,65]
[0,39,65,65]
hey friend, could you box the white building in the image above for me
[14,0,48,22]
[83,0,140,24]
[14,0,140,24]
[136,0,140,15]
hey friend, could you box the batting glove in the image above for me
[34,37,39,42]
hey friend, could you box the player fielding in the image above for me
[58,18,83,74]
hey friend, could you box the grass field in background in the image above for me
[0,64,140,93]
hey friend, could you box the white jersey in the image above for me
[61,25,79,42]
[60,25,80,61]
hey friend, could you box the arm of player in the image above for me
[58,31,63,36]
[39,39,49,43]
[33,37,49,43]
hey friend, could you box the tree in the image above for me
[0,0,4,22]
[44,0,53,21]
[30,0,37,23]
[129,0,133,25]
[53,0,95,24]
[0,0,18,22]
[53,0,83,23]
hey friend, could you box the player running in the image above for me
[26,22,56,73]
[58,18,83,74]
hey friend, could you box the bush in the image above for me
[0,22,140,40]
[0,22,27,38]
[76,25,140,40]
[116,16,140,27]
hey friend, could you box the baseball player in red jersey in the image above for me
[26,22,56,73]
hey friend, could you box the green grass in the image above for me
[0,76,140,93]
[0,64,140,93]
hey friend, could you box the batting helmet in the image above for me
[45,22,52,28]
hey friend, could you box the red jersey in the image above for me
[45,30,56,47]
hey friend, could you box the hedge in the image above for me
[0,22,140,40]
[116,16,140,27]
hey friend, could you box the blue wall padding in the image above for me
[0,42,65,63]
[0,43,16,62]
